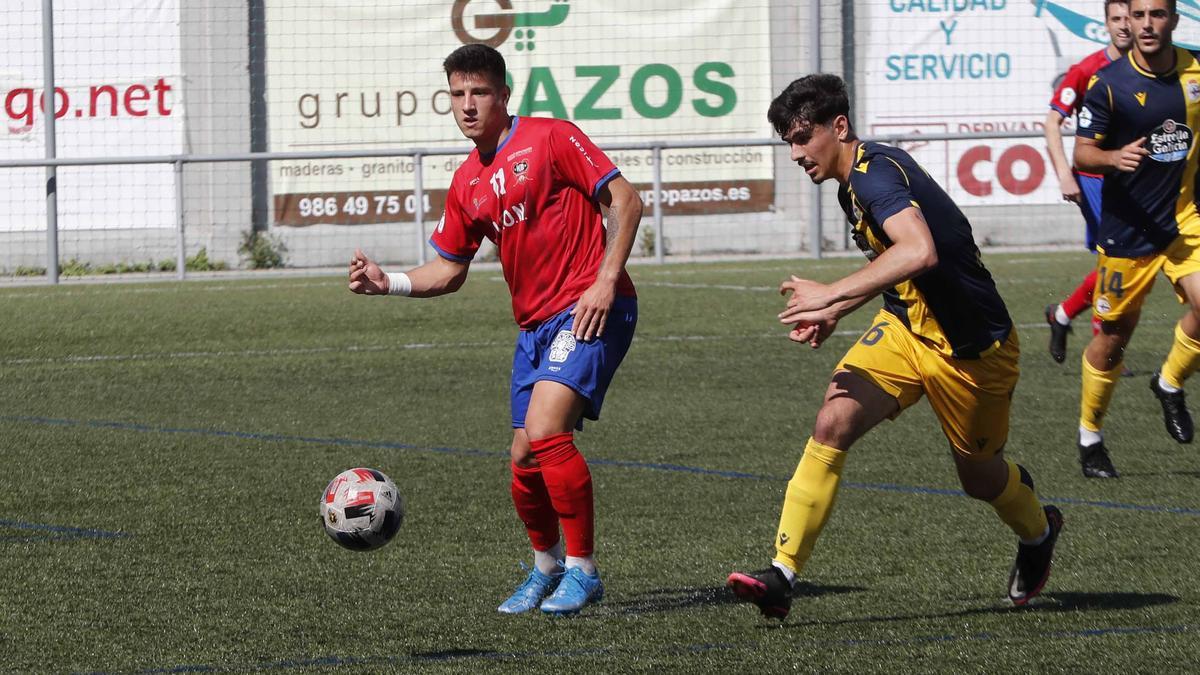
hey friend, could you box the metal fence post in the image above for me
[175,159,186,280]
[42,0,59,283]
[652,145,663,264]
[808,0,822,259]
[414,153,426,265]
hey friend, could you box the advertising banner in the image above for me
[0,1,183,232]
[265,0,774,226]
[857,0,1200,206]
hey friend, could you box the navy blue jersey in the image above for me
[837,142,1012,359]
[1077,47,1200,257]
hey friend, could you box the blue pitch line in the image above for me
[6,414,1200,517]
[0,518,129,540]
[127,624,1192,672]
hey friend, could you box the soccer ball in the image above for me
[320,467,403,551]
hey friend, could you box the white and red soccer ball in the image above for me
[320,468,403,551]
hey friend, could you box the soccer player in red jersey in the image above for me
[1043,0,1132,364]
[349,44,642,615]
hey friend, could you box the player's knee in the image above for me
[523,420,560,444]
[812,407,854,449]
[510,435,536,468]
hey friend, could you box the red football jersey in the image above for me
[1049,48,1115,178]
[1049,48,1114,118]
[430,116,636,329]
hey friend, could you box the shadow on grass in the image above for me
[1112,470,1200,479]
[1041,590,1179,611]
[602,582,865,616]
[408,648,503,662]
[774,590,1179,630]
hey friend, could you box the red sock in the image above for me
[1061,269,1098,319]
[530,432,594,558]
[510,462,560,552]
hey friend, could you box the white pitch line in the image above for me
[3,317,1177,368]
[4,333,807,367]
[639,281,777,292]
[0,279,345,300]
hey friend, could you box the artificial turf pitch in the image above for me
[1,251,1197,672]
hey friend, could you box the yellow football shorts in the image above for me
[834,309,1019,459]
[1093,217,1200,321]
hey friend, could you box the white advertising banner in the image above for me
[265,0,774,225]
[0,1,184,232]
[857,0,1200,206]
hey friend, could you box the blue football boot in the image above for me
[539,566,604,615]
[497,565,561,614]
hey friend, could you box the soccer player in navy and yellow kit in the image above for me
[1043,0,1131,363]
[1073,0,1200,478]
[726,74,1063,618]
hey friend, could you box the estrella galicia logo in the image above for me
[451,0,571,51]
[512,159,528,175]
[1148,119,1193,162]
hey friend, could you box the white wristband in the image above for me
[386,271,412,296]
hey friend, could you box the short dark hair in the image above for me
[767,74,850,138]
[443,44,507,89]
[1105,0,1129,16]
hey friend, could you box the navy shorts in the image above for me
[1077,172,1102,252]
[511,296,638,429]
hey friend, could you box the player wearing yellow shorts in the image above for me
[725,74,1063,619]
[1073,0,1200,478]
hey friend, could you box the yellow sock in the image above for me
[989,461,1048,541]
[1080,354,1123,432]
[1160,323,1200,389]
[772,438,847,575]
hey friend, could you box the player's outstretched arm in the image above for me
[779,206,936,326]
[570,175,642,341]
[1075,135,1146,174]
[349,249,469,298]
[1044,109,1081,203]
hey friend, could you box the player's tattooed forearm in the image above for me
[605,201,621,249]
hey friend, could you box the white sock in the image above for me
[1054,305,1071,325]
[1020,523,1050,546]
[1158,374,1182,393]
[1079,426,1103,447]
[771,560,797,586]
[534,542,564,575]
[565,555,597,576]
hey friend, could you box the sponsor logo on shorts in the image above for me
[549,330,577,363]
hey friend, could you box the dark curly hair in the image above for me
[767,74,850,138]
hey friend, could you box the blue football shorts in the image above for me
[1077,172,1102,252]
[511,295,638,430]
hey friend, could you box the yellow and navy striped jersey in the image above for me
[837,142,1012,360]
[1077,47,1200,257]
